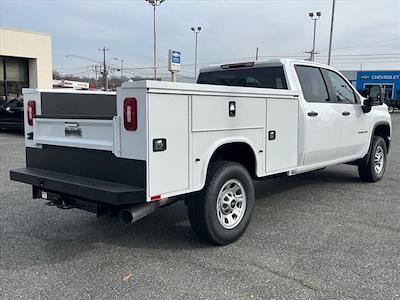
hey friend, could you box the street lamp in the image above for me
[308,11,321,62]
[114,58,124,83]
[145,0,166,80]
[191,26,202,82]
[328,0,336,65]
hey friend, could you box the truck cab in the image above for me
[198,59,391,173]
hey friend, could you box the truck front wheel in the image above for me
[358,136,387,182]
[187,161,255,245]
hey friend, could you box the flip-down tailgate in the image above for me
[32,116,121,155]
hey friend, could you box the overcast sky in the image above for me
[1,0,399,78]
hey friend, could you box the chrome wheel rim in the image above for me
[374,145,384,174]
[216,179,247,229]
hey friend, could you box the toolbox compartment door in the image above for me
[265,97,299,174]
[147,94,190,198]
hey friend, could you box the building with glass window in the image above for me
[342,70,400,100]
[0,27,52,102]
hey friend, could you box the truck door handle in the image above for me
[307,111,318,117]
[342,111,351,116]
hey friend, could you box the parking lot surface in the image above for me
[1,114,399,300]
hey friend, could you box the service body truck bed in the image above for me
[10,59,391,244]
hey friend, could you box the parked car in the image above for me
[0,97,24,131]
[10,59,391,245]
[385,90,400,113]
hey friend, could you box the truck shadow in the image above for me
[255,167,361,200]
[6,167,363,269]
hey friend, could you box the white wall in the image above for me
[0,27,52,89]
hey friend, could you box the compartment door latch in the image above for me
[229,101,236,117]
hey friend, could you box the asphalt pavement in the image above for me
[1,114,399,300]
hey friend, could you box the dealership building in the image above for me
[0,27,52,101]
[342,70,400,100]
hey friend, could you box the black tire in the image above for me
[358,136,387,182]
[187,161,255,245]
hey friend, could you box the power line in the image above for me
[320,38,400,53]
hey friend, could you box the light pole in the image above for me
[114,58,124,84]
[328,0,336,65]
[191,26,202,82]
[145,0,166,80]
[309,11,321,62]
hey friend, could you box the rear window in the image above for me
[197,66,288,89]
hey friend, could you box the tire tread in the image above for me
[187,161,253,244]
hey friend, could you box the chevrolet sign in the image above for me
[371,75,400,80]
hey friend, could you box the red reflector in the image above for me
[27,100,36,126]
[150,195,161,201]
[124,97,137,131]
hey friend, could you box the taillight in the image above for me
[27,101,36,126]
[124,98,137,131]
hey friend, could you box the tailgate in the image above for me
[25,90,121,156]
[33,116,120,154]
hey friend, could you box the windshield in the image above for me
[197,66,288,89]
[6,98,23,108]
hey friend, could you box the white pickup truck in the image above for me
[10,59,391,245]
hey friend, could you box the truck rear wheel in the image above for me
[358,136,387,182]
[187,161,255,245]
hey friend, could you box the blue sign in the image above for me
[168,49,181,72]
[356,70,400,100]
[172,51,181,64]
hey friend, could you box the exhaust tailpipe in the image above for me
[119,203,157,225]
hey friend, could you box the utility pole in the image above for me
[93,65,99,89]
[191,26,202,82]
[98,47,109,90]
[114,58,124,84]
[328,0,336,65]
[120,59,124,82]
[309,12,321,62]
[145,0,166,80]
[256,46,259,61]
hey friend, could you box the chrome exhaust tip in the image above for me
[119,203,157,225]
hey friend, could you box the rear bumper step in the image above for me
[10,167,145,205]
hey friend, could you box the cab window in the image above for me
[295,65,330,103]
[326,70,357,104]
[197,66,288,89]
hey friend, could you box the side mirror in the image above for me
[369,85,381,99]
[368,85,383,105]
[362,99,372,113]
[360,88,368,98]
[362,85,383,113]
